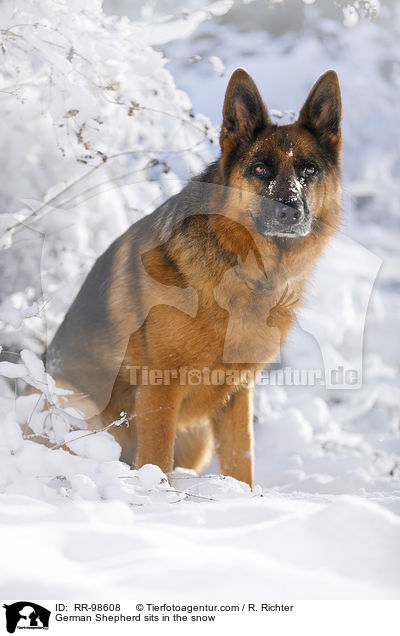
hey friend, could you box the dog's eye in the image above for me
[251,162,270,177]
[302,163,318,177]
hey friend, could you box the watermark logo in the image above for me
[3,603,50,633]
[126,364,358,388]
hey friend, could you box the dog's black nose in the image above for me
[273,201,304,226]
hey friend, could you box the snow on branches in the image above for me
[0,0,227,350]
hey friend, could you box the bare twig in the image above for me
[50,405,173,450]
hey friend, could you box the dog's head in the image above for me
[217,68,342,240]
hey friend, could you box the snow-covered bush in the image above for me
[0,0,230,353]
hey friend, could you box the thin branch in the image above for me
[3,140,206,238]
[164,488,216,502]
[51,405,173,450]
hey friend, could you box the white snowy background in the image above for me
[0,0,399,599]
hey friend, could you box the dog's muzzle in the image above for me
[250,199,312,238]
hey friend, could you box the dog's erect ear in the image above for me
[298,70,342,152]
[220,68,271,153]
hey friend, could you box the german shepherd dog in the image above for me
[47,68,342,488]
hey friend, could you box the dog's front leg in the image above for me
[213,387,254,489]
[134,385,180,475]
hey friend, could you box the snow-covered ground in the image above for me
[0,0,399,600]
[2,483,400,599]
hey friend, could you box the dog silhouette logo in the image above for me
[3,602,50,633]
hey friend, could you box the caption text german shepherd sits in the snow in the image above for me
[47,68,342,489]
